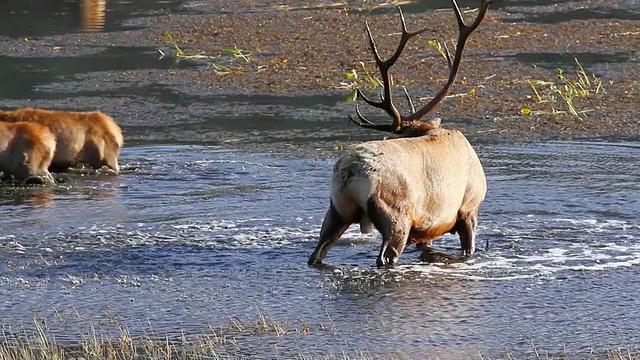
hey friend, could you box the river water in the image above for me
[0,1,639,359]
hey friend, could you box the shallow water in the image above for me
[1,141,639,358]
[0,0,639,358]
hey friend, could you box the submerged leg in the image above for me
[84,139,106,170]
[308,202,352,266]
[103,136,121,172]
[376,227,409,267]
[367,199,409,267]
[456,211,478,256]
[103,151,120,172]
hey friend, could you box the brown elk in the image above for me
[80,0,107,32]
[308,0,493,267]
[0,108,123,172]
[0,121,56,184]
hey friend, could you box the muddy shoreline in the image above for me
[0,0,638,142]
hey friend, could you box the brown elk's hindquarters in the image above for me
[0,122,56,184]
[0,108,123,172]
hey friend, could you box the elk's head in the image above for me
[349,0,495,139]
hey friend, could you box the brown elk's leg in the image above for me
[101,134,121,172]
[456,211,478,256]
[84,139,106,170]
[103,151,120,172]
[308,202,352,266]
[23,147,55,184]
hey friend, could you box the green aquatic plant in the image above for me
[159,31,253,74]
[217,46,252,62]
[158,31,203,59]
[427,38,451,63]
[211,62,244,75]
[525,58,605,117]
[339,61,384,101]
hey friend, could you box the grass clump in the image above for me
[523,57,605,118]
[2,318,640,360]
[338,61,383,101]
[0,310,374,360]
[159,31,256,74]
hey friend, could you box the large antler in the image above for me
[350,0,495,136]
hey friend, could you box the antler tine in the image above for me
[387,8,430,67]
[352,88,394,128]
[402,86,416,113]
[351,7,429,133]
[452,0,495,34]
[407,0,495,122]
[349,104,397,132]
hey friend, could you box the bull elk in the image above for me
[0,121,56,184]
[0,108,123,172]
[308,0,493,267]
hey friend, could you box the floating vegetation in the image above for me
[427,38,450,62]
[338,61,383,101]
[158,31,254,74]
[524,58,605,118]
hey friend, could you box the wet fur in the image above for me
[0,121,56,184]
[0,108,123,172]
[308,128,487,267]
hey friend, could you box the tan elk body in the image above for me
[308,0,493,266]
[0,121,56,184]
[0,108,123,172]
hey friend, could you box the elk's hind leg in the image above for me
[82,138,106,170]
[308,201,355,266]
[456,210,478,256]
[102,150,120,172]
[367,199,410,267]
[103,134,122,172]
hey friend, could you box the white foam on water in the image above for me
[188,159,282,168]
[165,218,379,250]
[167,218,320,249]
[5,209,638,285]
[391,216,640,281]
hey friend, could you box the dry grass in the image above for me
[0,311,391,360]
[0,315,638,360]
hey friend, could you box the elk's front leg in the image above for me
[377,227,409,267]
[456,211,478,256]
[368,199,410,267]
